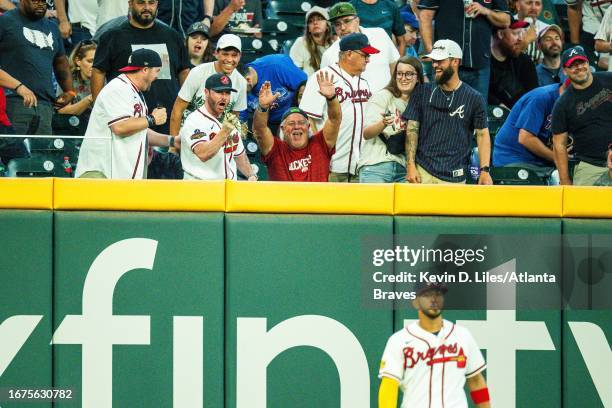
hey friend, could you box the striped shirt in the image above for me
[403,82,488,182]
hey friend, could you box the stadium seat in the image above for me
[487,105,510,138]
[262,18,302,37]
[490,166,547,185]
[266,0,313,17]
[52,113,88,136]
[6,156,75,178]
[239,37,278,63]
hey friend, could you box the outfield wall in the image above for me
[0,179,610,408]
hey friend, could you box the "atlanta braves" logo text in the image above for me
[335,87,372,104]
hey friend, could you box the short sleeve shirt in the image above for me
[262,130,334,181]
[403,82,488,182]
[418,0,510,69]
[350,0,406,39]
[212,0,263,42]
[0,9,65,102]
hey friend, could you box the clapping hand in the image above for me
[258,81,280,109]
[316,71,336,100]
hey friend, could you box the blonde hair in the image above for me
[69,40,97,84]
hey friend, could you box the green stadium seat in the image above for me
[6,157,75,178]
[491,166,548,185]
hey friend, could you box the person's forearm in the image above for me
[0,69,21,90]
[419,11,435,53]
[235,153,254,177]
[379,377,399,408]
[397,35,406,57]
[146,128,173,147]
[363,121,386,139]
[252,108,269,137]
[210,6,234,37]
[178,68,189,86]
[194,129,229,161]
[567,4,582,44]
[91,68,106,100]
[475,129,491,167]
[553,134,571,184]
[54,57,74,92]
[519,130,554,162]
[405,120,420,165]
[326,98,341,126]
[55,0,68,23]
[111,117,150,137]
[169,98,188,136]
[57,96,92,115]
[486,10,510,28]
[594,39,612,53]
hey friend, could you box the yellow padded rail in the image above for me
[394,184,563,217]
[225,180,395,214]
[0,178,54,209]
[53,179,225,211]
[563,186,612,218]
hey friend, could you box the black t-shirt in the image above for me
[551,72,612,166]
[0,9,65,102]
[489,53,538,109]
[403,82,488,182]
[93,20,191,133]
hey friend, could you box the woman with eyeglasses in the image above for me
[57,40,96,116]
[357,56,424,183]
[289,6,333,76]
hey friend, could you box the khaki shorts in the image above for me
[328,172,359,183]
[417,164,465,185]
[573,161,607,186]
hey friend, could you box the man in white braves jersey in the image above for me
[300,32,377,182]
[321,2,400,93]
[378,282,491,408]
[76,48,173,179]
[180,73,256,180]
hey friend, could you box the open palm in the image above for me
[317,71,336,100]
[258,81,280,107]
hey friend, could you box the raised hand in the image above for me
[258,81,280,109]
[316,71,336,100]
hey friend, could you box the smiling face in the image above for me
[214,48,241,75]
[396,62,418,94]
[205,89,231,117]
[564,59,591,86]
[432,58,456,86]
[281,113,310,150]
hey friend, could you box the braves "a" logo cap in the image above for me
[561,45,589,68]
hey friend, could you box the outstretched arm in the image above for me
[317,71,341,149]
[252,80,280,156]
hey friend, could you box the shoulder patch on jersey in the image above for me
[191,130,206,140]
[380,360,386,370]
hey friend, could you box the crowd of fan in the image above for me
[0,0,610,185]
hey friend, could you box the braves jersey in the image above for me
[75,74,148,179]
[379,320,486,408]
[299,63,372,175]
[180,105,245,180]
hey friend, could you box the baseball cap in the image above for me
[339,33,380,55]
[509,17,530,29]
[281,107,309,123]
[187,21,209,38]
[425,39,463,60]
[118,48,162,72]
[216,34,242,52]
[561,45,589,67]
[329,2,357,21]
[400,10,419,30]
[205,73,237,92]
[415,281,448,296]
[537,24,564,42]
[305,6,329,22]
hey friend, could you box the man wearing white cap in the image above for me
[403,39,493,185]
[169,33,248,143]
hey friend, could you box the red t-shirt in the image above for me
[262,130,335,182]
[0,87,10,127]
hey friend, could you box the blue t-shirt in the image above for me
[493,84,560,167]
[0,9,65,103]
[536,64,566,87]
[245,54,307,124]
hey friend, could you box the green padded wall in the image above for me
[393,217,563,408]
[225,214,394,408]
[0,211,52,408]
[52,212,225,407]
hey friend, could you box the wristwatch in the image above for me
[257,104,270,113]
[479,166,490,173]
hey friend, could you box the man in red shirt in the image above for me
[253,71,341,181]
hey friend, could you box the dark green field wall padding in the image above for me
[0,211,52,408]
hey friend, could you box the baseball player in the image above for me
[180,73,256,180]
[378,283,491,408]
[75,49,173,179]
[299,32,377,182]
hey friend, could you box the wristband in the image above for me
[479,165,490,173]
[14,83,23,92]
[147,115,156,127]
[257,104,269,113]
[470,387,490,404]
[203,15,213,23]
[325,95,336,102]
[167,135,175,148]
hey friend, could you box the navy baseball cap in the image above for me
[561,45,589,67]
[339,33,380,55]
[281,107,309,122]
[205,73,237,92]
[119,48,162,72]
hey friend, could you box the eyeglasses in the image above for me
[396,72,417,79]
[285,120,308,127]
[352,50,370,59]
[333,16,357,28]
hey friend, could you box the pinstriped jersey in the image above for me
[379,320,486,408]
[402,82,487,182]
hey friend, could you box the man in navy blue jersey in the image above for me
[403,39,493,185]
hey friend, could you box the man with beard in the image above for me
[536,25,566,86]
[378,282,490,408]
[403,39,493,185]
[489,18,538,109]
[91,0,191,134]
[552,46,612,185]
[76,49,173,179]
[253,71,340,182]
[179,73,256,180]
[0,0,74,138]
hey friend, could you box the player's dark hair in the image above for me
[385,56,424,98]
